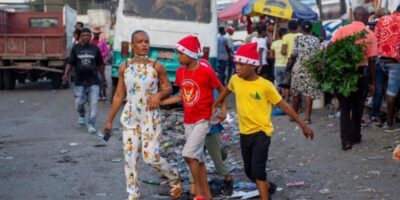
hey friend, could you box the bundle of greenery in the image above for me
[305,31,367,97]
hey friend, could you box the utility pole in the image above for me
[316,0,324,19]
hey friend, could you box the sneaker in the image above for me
[88,126,97,134]
[383,123,400,133]
[78,117,85,126]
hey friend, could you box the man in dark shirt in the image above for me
[63,28,106,134]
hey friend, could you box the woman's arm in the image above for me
[147,61,173,110]
[104,63,127,130]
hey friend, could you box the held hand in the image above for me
[147,93,161,110]
[302,126,314,140]
[218,109,227,121]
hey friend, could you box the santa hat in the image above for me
[175,35,202,59]
[234,43,260,66]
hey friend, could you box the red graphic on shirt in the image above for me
[181,79,200,107]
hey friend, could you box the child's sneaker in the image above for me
[78,117,85,126]
[88,125,97,134]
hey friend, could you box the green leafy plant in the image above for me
[305,31,367,97]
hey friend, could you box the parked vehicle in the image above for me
[111,0,218,95]
[0,5,76,90]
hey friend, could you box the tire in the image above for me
[4,70,16,90]
[0,70,4,90]
[50,72,62,89]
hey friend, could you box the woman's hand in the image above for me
[104,121,112,132]
[147,93,162,110]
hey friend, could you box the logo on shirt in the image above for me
[250,91,262,100]
[181,79,200,107]
[77,50,95,66]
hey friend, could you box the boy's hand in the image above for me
[302,126,314,140]
[218,108,227,121]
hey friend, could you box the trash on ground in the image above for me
[286,181,305,187]
[357,188,376,193]
[1,156,14,160]
[111,158,121,162]
[59,149,69,154]
[393,145,400,160]
[57,155,77,163]
[366,170,380,176]
[69,143,79,146]
[233,182,257,190]
[231,190,259,199]
[95,193,107,196]
[272,108,285,116]
[319,188,331,194]
[326,123,335,128]
[94,144,106,148]
[142,179,161,185]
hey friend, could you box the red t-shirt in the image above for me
[175,59,222,124]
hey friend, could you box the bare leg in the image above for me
[292,95,301,114]
[305,96,313,121]
[283,88,290,102]
[387,96,396,126]
[199,162,212,200]
[185,157,204,196]
[255,179,269,200]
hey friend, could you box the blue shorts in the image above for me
[385,63,400,97]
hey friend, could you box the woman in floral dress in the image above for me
[104,30,182,200]
[290,21,320,124]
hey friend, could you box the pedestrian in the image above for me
[281,19,302,102]
[375,5,400,132]
[63,28,106,134]
[190,88,233,197]
[367,8,391,126]
[91,27,109,101]
[330,6,377,150]
[103,30,183,200]
[251,23,271,82]
[212,42,314,200]
[161,35,225,200]
[74,21,84,30]
[270,27,288,91]
[73,29,81,45]
[226,26,236,82]
[289,21,321,124]
[217,26,231,84]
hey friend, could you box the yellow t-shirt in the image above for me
[228,75,283,136]
[271,40,286,68]
[282,33,302,64]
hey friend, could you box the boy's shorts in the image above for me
[240,131,271,181]
[385,63,400,97]
[182,119,210,162]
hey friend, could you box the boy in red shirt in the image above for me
[161,35,225,200]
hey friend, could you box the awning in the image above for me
[218,0,250,21]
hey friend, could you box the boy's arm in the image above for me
[276,100,314,140]
[213,87,231,115]
[160,92,182,106]
[216,86,228,120]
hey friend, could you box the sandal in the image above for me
[303,119,312,124]
[169,179,183,199]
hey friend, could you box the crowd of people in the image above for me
[60,4,399,200]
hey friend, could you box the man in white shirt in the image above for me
[251,23,271,81]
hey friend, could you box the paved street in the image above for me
[1,76,399,200]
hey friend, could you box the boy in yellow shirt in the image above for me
[213,43,314,200]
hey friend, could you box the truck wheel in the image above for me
[4,70,16,90]
[50,72,62,89]
[0,70,4,90]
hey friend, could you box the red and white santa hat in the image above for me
[175,35,202,59]
[234,42,260,66]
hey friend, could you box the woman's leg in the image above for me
[141,112,181,198]
[123,128,141,200]
[292,95,301,114]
